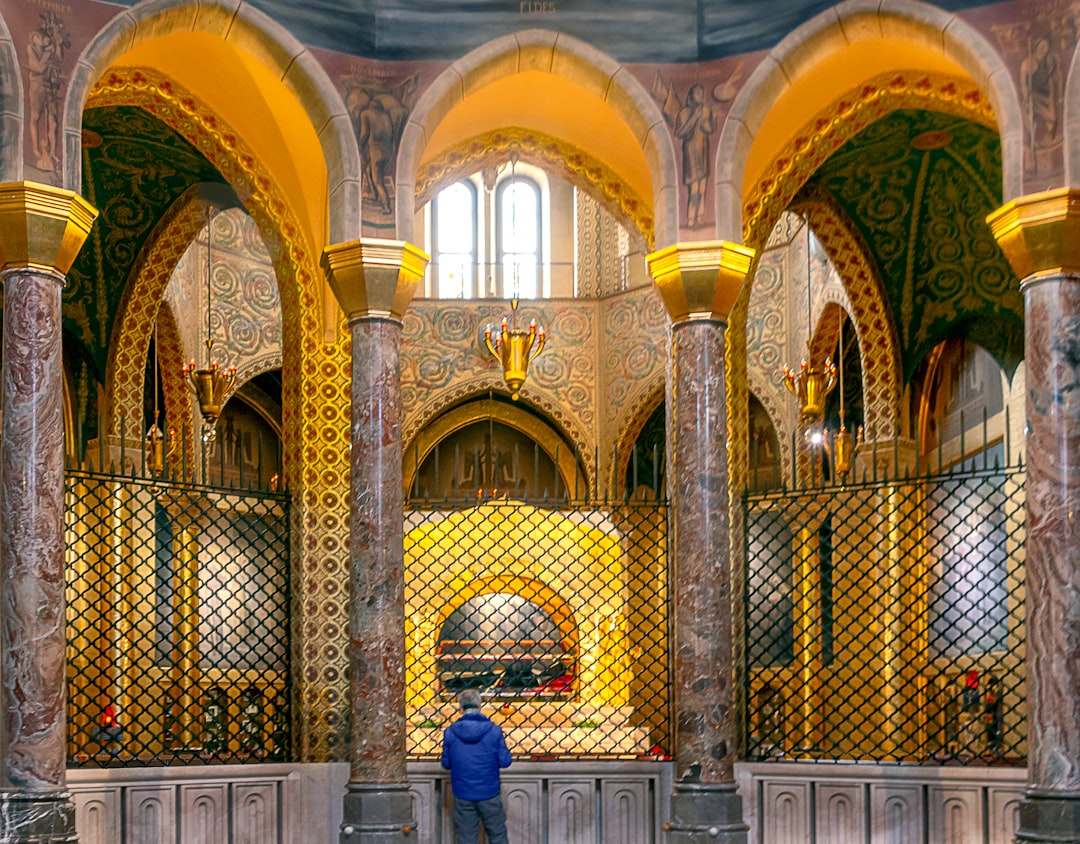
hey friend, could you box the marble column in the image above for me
[989,188,1080,842]
[0,183,96,842]
[648,241,754,844]
[323,238,428,844]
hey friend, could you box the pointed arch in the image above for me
[63,0,361,245]
[396,29,679,248]
[715,0,1024,243]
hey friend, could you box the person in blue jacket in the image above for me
[441,688,512,843]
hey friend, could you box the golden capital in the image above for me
[646,240,755,322]
[322,237,429,321]
[0,181,97,276]
[986,187,1080,282]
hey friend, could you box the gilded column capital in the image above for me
[987,187,1080,283]
[646,240,755,323]
[322,237,429,322]
[0,181,97,276]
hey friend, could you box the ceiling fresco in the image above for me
[96,0,994,63]
[803,108,1023,384]
[66,106,228,378]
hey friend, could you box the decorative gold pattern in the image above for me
[741,72,996,252]
[796,193,901,440]
[416,127,654,250]
[0,181,97,275]
[987,187,1080,281]
[87,68,352,761]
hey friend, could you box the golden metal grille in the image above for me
[404,493,670,761]
[65,467,291,767]
[744,449,1026,764]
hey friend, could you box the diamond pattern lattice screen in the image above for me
[404,498,670,761]
[65,471,291,767]
[744,459,1026,765]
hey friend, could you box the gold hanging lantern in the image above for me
[484,299,546,400]
[182,206,236,442]
[783,356,837,425]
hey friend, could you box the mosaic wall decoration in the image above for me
[401,300,598,485]
[67,105,228,378]
[806,108,1020,383]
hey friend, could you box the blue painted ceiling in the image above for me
[103,0,992,63]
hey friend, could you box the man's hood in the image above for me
[449,712,496,744]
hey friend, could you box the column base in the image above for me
[340,783,416,843]
[0,791,77,843]
[663,782,748,843]
[1016,792,1080,843]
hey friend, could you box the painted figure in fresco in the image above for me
[344,72,419,218]
[674,84,716,229]
[26,12,69,174]
[1021,36,1062,171]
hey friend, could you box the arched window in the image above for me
[497,176,541,299]
[437,592,575,699]
[432,181,477,298]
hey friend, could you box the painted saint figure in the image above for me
[1020,35,1061,172]
[674,84,716,229]
[26,12,69,175]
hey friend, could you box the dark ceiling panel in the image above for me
[102,0,994,63]
[805,109,1022,383]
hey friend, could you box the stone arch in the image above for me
[63,0,361,244]
[610,379,665,495]
[797,196,902,440]
[402,397,588,499]
[714,0,1025,243]
[416,127,653,250]
[395,29,679,248]
[88,69,319,456]
[0,10,22,182]
[402,377,595,493]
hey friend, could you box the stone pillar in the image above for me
[323,238,428,844]
[0,182,96,842]
[648,241,754,844]
[989,188,1080,843]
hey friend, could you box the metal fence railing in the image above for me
[743,447,1026,765]
[65,467,291,767]
[404,490,670,761]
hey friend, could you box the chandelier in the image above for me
[782,217,859,482]
[484,299,545,400]
[146,321,165,474]
[783,218,837,428]
[182,206,235,442]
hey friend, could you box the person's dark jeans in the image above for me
[452,793,509,844]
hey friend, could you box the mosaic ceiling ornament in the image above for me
[805,108,1021,383]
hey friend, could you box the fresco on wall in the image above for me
[340,66,420,227]
[24,11,68,181]
[968,0,1078,183]
[647,60,744,233]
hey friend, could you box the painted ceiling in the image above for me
[66,105,227,378]
[802,108,1023,384]
[99,0,992,63]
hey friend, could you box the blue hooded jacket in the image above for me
[440,710,512,801]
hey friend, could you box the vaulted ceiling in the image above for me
[802,108,1022,383]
